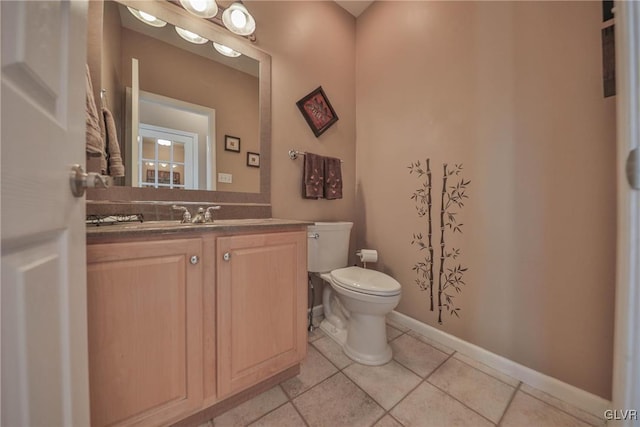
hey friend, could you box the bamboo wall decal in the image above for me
[409,160,434,310]
[409,159,470,325]
[438,164,448,324]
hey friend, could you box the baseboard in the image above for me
[387,310,611,419]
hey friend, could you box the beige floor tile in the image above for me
[428,358,515,423]
[387,324,404,341]
[248,403,306,427]
[391,382,493,427]
[520,384,605,426]
[390,334,449,377]
[293,373,385,427]
[406,330,455,355]
[281,345,338,398]
[213,386,288,427]
[501,391,592,427]
[307,327,326,343]
[373,415,404,427]
[343,360,422,410]
[453,353,520,387]
[312,336,353,369]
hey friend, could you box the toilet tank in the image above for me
[307,222,353,273]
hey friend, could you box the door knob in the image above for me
[223,252,231,261]
[190,255,199,265]
[70,164,111,197]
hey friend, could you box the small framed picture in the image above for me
[296,86,339,137]
[225,135,241,152]
[247,152,260,168]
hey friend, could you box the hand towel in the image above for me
[102,108,125,177]
[324,156,343,200]
[303,152,324,199]
[85,65,106,173]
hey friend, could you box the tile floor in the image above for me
[203,321,606,427]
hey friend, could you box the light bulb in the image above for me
[222,3,256,36]
[140,11,157,21]
[230,9,247,28]
[213,42,241,58]
[175,27,208,44]
[189,0,207,12]
[127,7,166,27]
[179,0,218,18]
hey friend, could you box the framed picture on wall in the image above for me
[224,135,241,152]
[296,86,339,137]
[247,152,260,168]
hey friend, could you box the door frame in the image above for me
[612,0,640,422]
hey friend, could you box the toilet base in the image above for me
[319,315,393,366]
[319,318,347,347]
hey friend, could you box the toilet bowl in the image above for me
[322,266,401,365]
[307,222,402,366]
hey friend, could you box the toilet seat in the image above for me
[330,266,401,297]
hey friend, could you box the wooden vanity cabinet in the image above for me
[216,231,307,398]
[86,226,308,426]
[86,238,204,427]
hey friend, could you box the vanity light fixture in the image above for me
[221,2,256,36]
[157,139,172,146]
[175,26,209,44]
[179,0,218,19]
[127,7,167,27]
[213,42,241,58]
[160,163,168,168]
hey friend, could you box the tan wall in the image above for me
[356,1,616,398]
[121,28,260,193]
[247,1,357,224]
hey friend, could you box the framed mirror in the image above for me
[87,0,271,204]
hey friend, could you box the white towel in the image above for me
[102,108,125,177]
[85,65,106,173]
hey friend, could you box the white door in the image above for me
[613,1,640,424]
[1,1,90,426]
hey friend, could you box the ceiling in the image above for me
[335,1,374,18]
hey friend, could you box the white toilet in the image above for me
[308,222,401,365]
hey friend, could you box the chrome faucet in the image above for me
[172,205,221,224]
[172,205,192,223]
[192,207,206,224]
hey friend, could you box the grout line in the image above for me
[426,380,499,426]
[496,382,522,427]
[452,355,520,388]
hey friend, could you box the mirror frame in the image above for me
[87,0,271,205]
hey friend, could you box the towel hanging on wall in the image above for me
[85,65,106,173]
[303,152,325,199]
[324,156,342,200]
[103,108,125,177]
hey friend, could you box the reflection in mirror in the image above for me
[95,0,264,194]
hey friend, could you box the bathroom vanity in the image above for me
[86,220,309,426]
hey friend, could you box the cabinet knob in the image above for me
[190,255,199,265]
[223,252,231,261]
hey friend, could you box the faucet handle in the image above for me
[204,206,222,223]
[172,205,192,223]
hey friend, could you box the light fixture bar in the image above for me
[167,0,257,42]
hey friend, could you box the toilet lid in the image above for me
[330,266,401,296]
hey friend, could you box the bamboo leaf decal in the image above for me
[409,158,470,324]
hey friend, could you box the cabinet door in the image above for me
[87,238,203,427]
[217,231,307,397]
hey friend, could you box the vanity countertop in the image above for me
[86,218,314,240]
